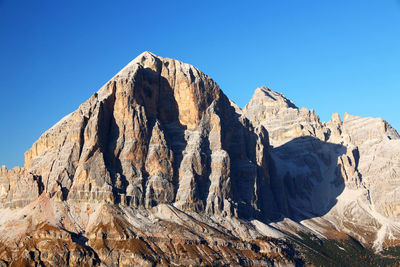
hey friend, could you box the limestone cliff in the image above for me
[0,53,296,266]
[21,51,273,218]
[244,86,400,250]
[1,53,400,266]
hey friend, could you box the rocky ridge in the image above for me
[0,52,294,266]
[0,53,399,266]
[244,86,400,250]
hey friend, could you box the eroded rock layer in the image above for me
[1,53,400,266]
[244,86,400,250]
[21,52,273,218]
[0,52,294,266]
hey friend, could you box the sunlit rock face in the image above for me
[243,86,328,147]
[22,52,272,218]
[244,86,400,250]
[2,52,400,266]
[0,52,298,266]
[0,166,42,209]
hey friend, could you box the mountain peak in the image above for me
[116,50,161,77]
[2,53,400,265]
[133,50,159,63]
[22,51,265,218]
[249,86,298,110]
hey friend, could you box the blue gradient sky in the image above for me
[1,0,399,168]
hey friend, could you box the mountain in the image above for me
[0,52,399,266]
[244,86,400,251]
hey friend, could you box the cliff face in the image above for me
[0,52,295,266]
[21,52,272,218]
[244,86,400,250]
[0,166,42,209]
[1,53,400,266]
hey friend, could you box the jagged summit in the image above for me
[244,85,400,251]
[244,86,323,146]
[22,50,266,215]
[1,53,400,265]
[1,52,286,265]
[245,86,399,145]
[250,86,298,110]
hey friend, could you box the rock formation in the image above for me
[1,53,400,266]
[21,52,274,218]
[0,52,297,266]
[244,86,400,250]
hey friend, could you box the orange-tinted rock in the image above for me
[0,52,293,266]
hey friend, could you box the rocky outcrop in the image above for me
[0,52,297,266]
[244,86,400,250]
[243,86,328,147]
[1,52,400,265]
[0,166,42,209]
[0,197,300,266]
[22,52,271,219]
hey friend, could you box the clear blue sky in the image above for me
[1,0,399,168]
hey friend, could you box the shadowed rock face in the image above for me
[1,53,400,265]
[21,52,271,218]
[0,52,298,266]
[244,86,400,250]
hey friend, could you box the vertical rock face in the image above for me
[22,52,271,219]
[0,166,42,209]
[339,113,400,221]
[244,86,400,249]
[244,86,328,147]
[2,52,400,265]
[244,87,352,219]
[1,53,298,266]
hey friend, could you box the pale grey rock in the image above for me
[244,85,400,249]
[244,86,328,147]
[0,53,298,265]
[0,166,42,209]
[19,52,273,220]
[2,51,400,266]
